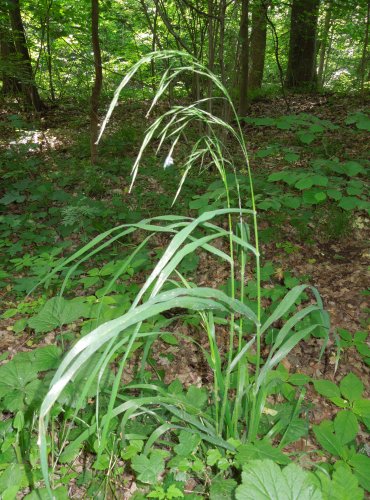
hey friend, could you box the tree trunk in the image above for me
[265,7,290,110]
[218,0,227,87]
[249,0,269,90]
[218,0,229,119]
[285,0,320,90]
[139,0,162,93]
[360,0,370,94]
[239,0,249,116]
[322,21,334,88]
[0,25,21,95]
[46,0,55,102]
[8,0,45,110]
[90,0,103,164]
[207,0,215,113]
[317,0,332,89]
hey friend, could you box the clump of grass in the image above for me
[38,51,329,494]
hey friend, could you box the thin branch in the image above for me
[265,6,290,111]
[154,0,192,54]
[180,0,221,21]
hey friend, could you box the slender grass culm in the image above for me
[38,51,329,495]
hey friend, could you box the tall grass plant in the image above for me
[38,51,329,494]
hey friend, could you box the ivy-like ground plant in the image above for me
[38,51,329,496]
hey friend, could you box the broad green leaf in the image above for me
[280,418,309,446]
[24,378,49,406]
[93,454,110,470]
[210,478,237,500]
[297,131,316,144]
[236,441,290,466]
[0,464,28,494]
[354,340,370,358]
[256,146,279,158]
[2,485,21,500]
[13,318,28,334]
[131,451,165,484]
[347,186,363,196]
[174,430,201,456]
[59,438,83,463]
[258,199,281,210]
[0,360,39,411]
[13,411,24,431]
[327,189,342,201]
[311,175,328,187]
[251,117,276,126]
[347,179,363,189]
[289,373,310,386]
[309,124,324,133]
[284,152,300,163]
[189,197,209,210]
[349,454,370,492]
[1,308,18,319]
[161,333,179,345]
[207,448,222,466]
[28,297,91,333]
[313,421,344,457]
[15,346,61,371]
[217,457,231,471]
[334,411,358,445]
[356,344,370,357]
[276,119,292,130]
[338,197,361,211]
[235,460,322,500]
[314,192,327,202]
[268,171,291,182]
[340,373,363,401]
[156,484,184,500]
[338,329,352,341]
[342,161,365,177]
[185,386,207,410]
[346,112,370,131]
[345,112,370,131]
[0,192,26,205]
[282,463,322,499]
[295,177,314,190]
[24,487,69,499]
[303,189,324,205]
[356,117,370,131]
[329,465,364,500]
[1,391,25,412]
[80,276,100,288]
[353,331,368,343]
[283,197,301,209]
[121,440,144,460]
[362,415,370,430]
[166,485,184,499]
[0,360,36,398]
[356,199,370,211]
[352,399,370,418]
[313,380,340,399]
[330,397,350,408]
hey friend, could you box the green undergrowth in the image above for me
[0,67,369,498]
[192,111,369,242]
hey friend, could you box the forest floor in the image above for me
[0,93,369,496]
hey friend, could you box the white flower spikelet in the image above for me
[163,137,179,169]
[164,155,174,169]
